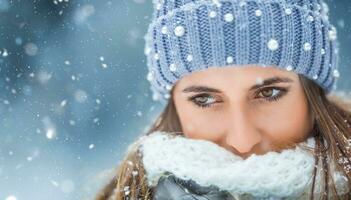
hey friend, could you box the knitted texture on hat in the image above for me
[143,0,340,104]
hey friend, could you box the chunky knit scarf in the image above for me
[137,131,349,199]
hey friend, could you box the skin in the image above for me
[172,65,315,159]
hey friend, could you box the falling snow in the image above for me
[255,9,262,17]
[0,1,350,200]
[161,26,168,34]
[169,63,177,72]
[5,196,17,200]
[209,11,217,18]
[286,65,293,71]
[256,77,264,85]
[226,56,234,64]
[285,8,292,15]
[303,42,312,51]
[186,54,193,62]
[267,39,279,51]
[174,25,185,37]
[224,13,234,22]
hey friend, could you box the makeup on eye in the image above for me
[255,86,290,103]
[187,93,221,109]
[187,86,290,109]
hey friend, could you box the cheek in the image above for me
[257,94,312,142]
[177,105,225,141]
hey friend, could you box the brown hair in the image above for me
[95,74,351,200]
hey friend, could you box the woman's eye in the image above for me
[256,87,287,102]
[188,94,217,108]
[187,88,287,108]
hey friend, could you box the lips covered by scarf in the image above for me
[137,131,349,199]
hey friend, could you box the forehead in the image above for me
[174,65,298,88]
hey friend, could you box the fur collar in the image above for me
[137,131,349,199]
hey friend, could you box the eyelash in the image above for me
[187,87,288,109]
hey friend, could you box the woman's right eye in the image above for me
[187,94,218,109]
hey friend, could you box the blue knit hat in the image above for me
[143,0,340,104]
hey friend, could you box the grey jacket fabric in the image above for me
[152,173,235,200]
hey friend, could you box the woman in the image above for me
[96,0,351,199]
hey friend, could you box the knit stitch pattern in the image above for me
[138,131,350,198]
[143,0,340,104]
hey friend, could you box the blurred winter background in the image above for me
[0,0,350,200]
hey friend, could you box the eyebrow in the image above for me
[182,76,294,93]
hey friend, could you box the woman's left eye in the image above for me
[256,87,287,102]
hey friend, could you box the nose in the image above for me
[224,106,262,154]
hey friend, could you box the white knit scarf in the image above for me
[137,131,349,199]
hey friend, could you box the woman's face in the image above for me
[172,65,315,159]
